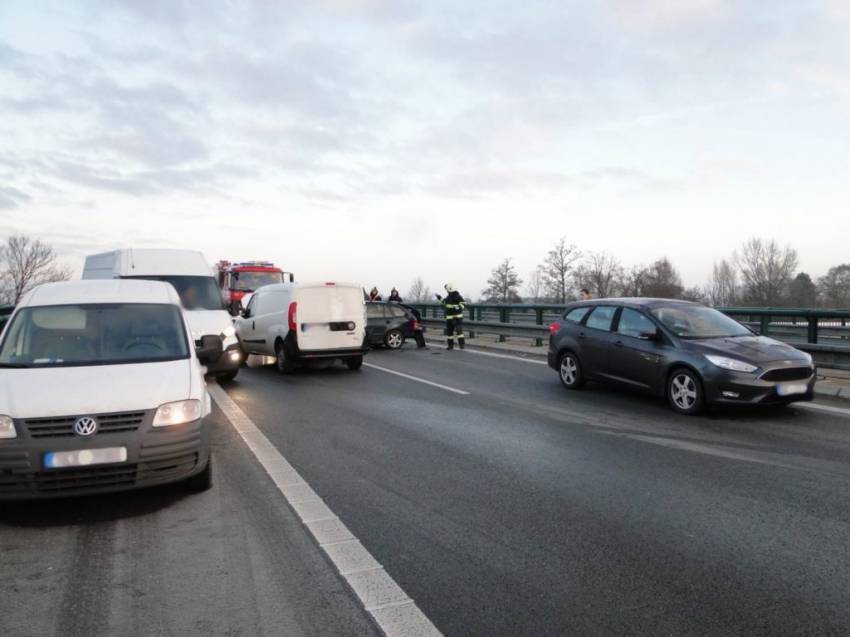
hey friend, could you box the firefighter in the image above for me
[435,283,466,350]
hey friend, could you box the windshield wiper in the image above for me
[0,362,28,368]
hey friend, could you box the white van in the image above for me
[0,280,218,499]
[82,249,241,381]
[236,281,368,372]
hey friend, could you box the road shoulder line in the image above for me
[208,383,442,637]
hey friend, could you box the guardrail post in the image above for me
[535,308,544,325]
[759,315,769,336]
[807,316,818,344]
[534,336,543,346]
[499,307,507,323]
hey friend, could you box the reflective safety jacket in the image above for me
[442,291,466,320]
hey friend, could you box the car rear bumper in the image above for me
[703,366,817,406]
[0,414,210,500]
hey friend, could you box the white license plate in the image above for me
[777,383,808,396]
[44,447,127,470]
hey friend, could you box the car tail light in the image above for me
[412,319,420,331]
[288,302,297,331]
[549,322,561,334]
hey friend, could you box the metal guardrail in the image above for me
[414,303,850,346]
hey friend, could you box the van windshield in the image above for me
[0,304,190,368]
[123,275,224,311]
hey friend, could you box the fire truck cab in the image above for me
[217,261,292,315]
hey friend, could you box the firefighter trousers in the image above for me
[446,317,465,349]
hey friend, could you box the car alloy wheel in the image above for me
[385,329,403,349]
[669,370,702,414]
[558,352,583,389]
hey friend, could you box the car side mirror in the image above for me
[196,334,223,365]
[638,329,661,341]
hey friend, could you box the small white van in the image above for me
[0,280,218,499]
[236,281,368,372]
[82,249,242,381]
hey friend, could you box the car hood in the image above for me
[185,310,231,342]
[0,360,192,419]
[687,335,810,365]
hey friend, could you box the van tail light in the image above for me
[549,322,561,334]
[288,302,297,331]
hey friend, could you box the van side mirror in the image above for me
[241,307,251,319]
[196,334,223,364]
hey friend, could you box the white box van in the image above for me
[0,279,218,499]
[236,281,368,372]
[82,249,242,381]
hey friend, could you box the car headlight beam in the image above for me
[704,355,758,373]
[153,400,202,427]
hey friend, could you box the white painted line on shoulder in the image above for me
[797,402,850,417]
[208,383,442,637]
[363,362,470,395]
[429,343,547,365]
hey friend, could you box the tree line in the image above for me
[471,237,850,308]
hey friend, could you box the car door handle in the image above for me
[578,332,586,339]
[614,340,624,347]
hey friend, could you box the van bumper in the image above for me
[0,411,210,500]
[284,332,368,360]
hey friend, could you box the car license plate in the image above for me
[44,447,127,470]
[777,383,807,396]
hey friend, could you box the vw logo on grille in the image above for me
[73,417,98,437]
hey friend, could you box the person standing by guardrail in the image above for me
[436,283,466,350]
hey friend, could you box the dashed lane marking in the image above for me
[208,383,442,637]
[363,363,470,395]
[797,402,850,417]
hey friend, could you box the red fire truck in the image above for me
[216,260,292,314]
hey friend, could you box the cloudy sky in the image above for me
[1,0,848,297]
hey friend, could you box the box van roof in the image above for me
[83,249,213,278]
[253,282,360,294]
[20,280,183,308]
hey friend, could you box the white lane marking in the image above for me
[428,342,548,365]
[208,383,442,637]
[797,402,850,417]
[363,362,470,395]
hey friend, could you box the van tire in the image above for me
[186,456,213,492]
[275,341,297,374]
[346,356,364,371]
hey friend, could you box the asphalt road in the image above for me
[3,344,850,636]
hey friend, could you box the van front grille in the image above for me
[23,412,146,438]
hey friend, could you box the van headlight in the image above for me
[705,355,758,373]
[222,325,236,339]
[0,415,16,439]
[153,400,201,427]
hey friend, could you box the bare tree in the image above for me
[621,265,649,297]
[481,258,523,303]
[736,238,798,306]
[525,266,545,303]
[574,252,623,299]
[818,264,850,308]
[705,259,738,307]
[680,286,707,303]
[0,235,72,304]
[406,276,432,303]
[642,257,683,298]
[541,238,581,304]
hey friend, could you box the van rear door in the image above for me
[295,284,366,352]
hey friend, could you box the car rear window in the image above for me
[585,306,617,332]
[367,304,385,318]
[388,305,408,318]
[564,307,590,323]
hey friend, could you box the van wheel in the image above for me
[384,329,404,350]
[186,456,212,492]
[668,368,704,415]
[558,352,584,389]
[346,356,363,371]
[275,341,297,373]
